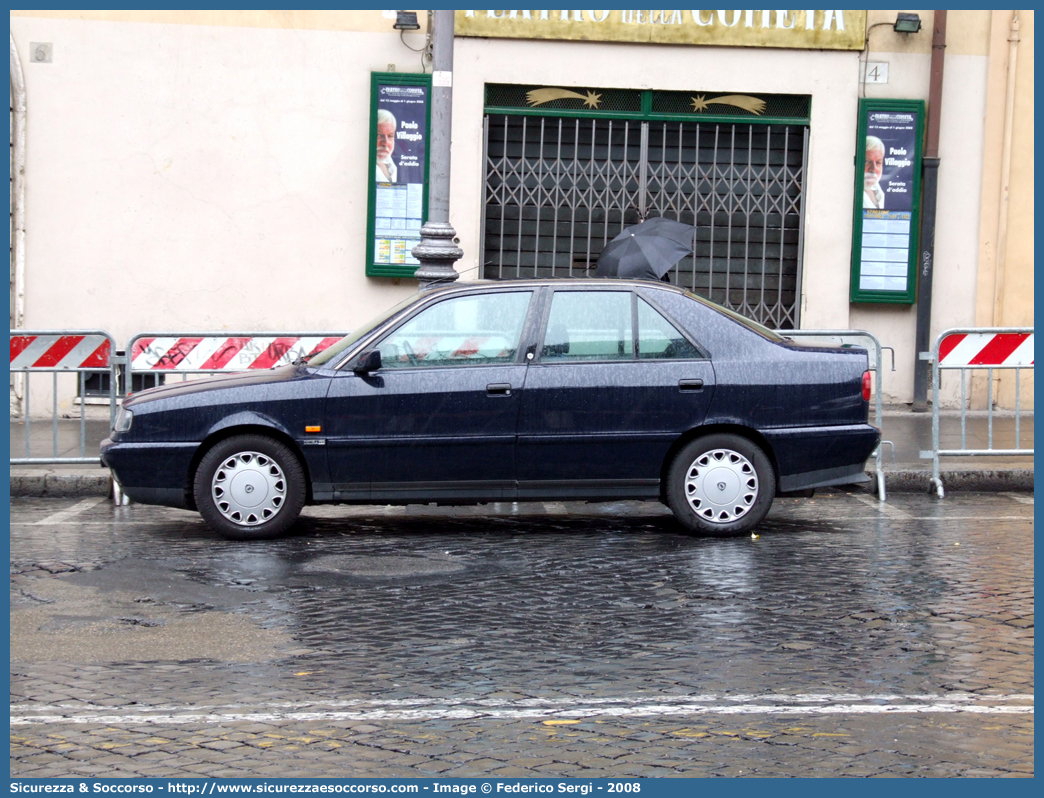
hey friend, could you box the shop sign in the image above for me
[850,98,925,304]
[366,72,432,278]
[456,10,866,50]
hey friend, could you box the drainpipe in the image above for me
[10,33,26,331]
[992,11,1020,328]
[10,33,27,412]
[912,11,946,412]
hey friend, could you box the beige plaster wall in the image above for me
[849,50,989,406]
[848,11,992,406]
[11,13,420,356]
[1001,11,1034,331]
[10,10,1008,415]
[974,10,1034,409]
[10,9,420,33]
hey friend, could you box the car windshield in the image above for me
[307,292,426,368]
[682,289,785,342]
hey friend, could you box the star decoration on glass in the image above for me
[526,88,604,109]
[690,95,710,113]
[582,90,602,109]
[688,94,767,115]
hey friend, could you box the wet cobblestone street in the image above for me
[10,491,1034,777]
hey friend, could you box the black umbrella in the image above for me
[593,217,696,280]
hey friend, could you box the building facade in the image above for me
[9,10,1034,412]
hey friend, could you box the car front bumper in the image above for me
[101,437,198,509]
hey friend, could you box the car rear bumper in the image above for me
[762,423,880,492]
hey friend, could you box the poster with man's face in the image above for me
[863,111,916,212]
[371,80,429,270]
[375,84,428,185]
[855,108,920,297]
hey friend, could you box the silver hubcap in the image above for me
[211,451,286,527]
[684,448,759,524]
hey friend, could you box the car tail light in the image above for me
[862,370,872,402]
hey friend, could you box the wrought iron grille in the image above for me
[482,114,808,329]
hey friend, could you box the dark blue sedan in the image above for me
[101,280,880,540]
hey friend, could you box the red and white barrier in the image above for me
[130,336,342,371]
[393,335,510,362]
[927,326,1034,499]
[10,334,111,370]
[937,332,1034,367]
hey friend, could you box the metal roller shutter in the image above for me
[481,92,809,330]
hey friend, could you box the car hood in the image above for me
[123,365,312,407]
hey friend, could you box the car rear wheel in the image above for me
[666,433,775,537]
[194,434,306,540]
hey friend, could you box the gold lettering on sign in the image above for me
[690,94,767,115]
[718,10,742,27]
[456,10,865,50]
[526,87,603,109]
[821,9,845,30]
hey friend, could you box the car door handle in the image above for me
[487,383,513,396]
[678,379,704,391]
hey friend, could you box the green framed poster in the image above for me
[850,98,925,304]
[365,72,432,278]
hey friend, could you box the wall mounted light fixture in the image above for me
[393,11,420,31]
[893,13,922,34]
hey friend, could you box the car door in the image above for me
[320,369,383,502]
[516,287,715,499]
[348,289,536,503]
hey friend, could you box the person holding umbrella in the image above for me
[593,216,696,282]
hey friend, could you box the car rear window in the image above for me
[682,289,785,342]
[542,291,634,361]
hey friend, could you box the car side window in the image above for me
[637,298,701,359]
[377,291,532,368]
[541,291,633,362]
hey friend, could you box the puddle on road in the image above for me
[299,554,469,578]
[11,567,294,664]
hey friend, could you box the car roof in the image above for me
[425,277,688,297]
[422,278,783,343]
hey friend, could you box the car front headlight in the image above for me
[114,406,134,433]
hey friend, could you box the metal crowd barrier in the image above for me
[8,329,350,473]
[921,327,1034,498]
[775,328,895,500]
[105,331,347,504]
[13,327,896,500]
[10,329,118,465]
[123,331,351,390]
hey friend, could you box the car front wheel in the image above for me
[194,434,306,540]
[666,433,775,537]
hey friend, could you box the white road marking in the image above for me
[10,693,1032,726]
[870,516,1029,521]
[31,498,108,526]
[849,493,913,519]
[16,693,1034,712]
[1002,492,1034,505]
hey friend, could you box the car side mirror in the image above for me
[352,349,382,374]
